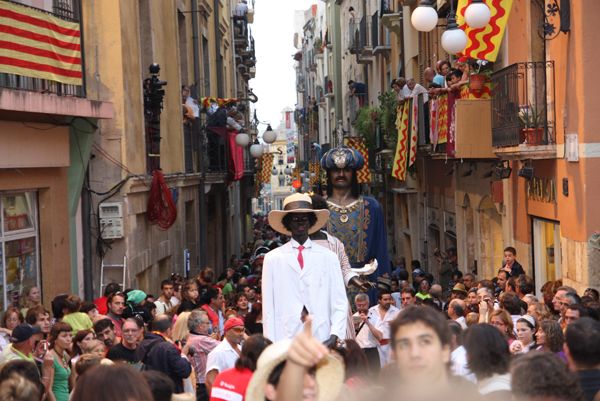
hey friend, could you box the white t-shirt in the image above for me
[205,339,241,378]
[353,311,379,349]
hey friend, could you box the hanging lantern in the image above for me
[464,0,491,29]
[441,14,468,54]
[292,180,302,189]
[284,165,292,175]
[262,124,277,144]
[235,132,250,147]
[271,166,278,176]
[411,1,438,32]
[250,140,264,158]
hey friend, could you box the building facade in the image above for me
[295,0,600,292]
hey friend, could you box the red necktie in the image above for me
[297,245,304,269]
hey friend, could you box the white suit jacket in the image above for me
[262,238,348,342]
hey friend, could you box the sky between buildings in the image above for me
[252,0,315,131]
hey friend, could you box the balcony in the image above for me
[491,61,557,159]
[372,13,391,56]
[348,17,373,63]
[0,0,113,121]
[397,86,496,160]
[0,0,84,97]
[380,0,402,35]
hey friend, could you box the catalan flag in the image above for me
[456,0,513,62]
[0,1,82,85]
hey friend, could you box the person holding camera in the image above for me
[353,293,382,376]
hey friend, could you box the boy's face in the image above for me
[393,322,450,386]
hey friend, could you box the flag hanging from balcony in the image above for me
[456,0,513,62]
[260,153,274,184]
[0,1,82,85]
[344,137,371,183]
[391,102,410,181]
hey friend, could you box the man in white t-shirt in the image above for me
[205,317,245,394]
[353,293,381,376]
[369,289,400,366]
[154,279,174,316]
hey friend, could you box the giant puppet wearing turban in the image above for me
[320,147,391,304]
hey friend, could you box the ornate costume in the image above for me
[321,147,391,305]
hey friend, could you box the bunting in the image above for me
[0,1,82,85]
[344,137,371,183]
[456,0,513,62]
[391,102,410,181]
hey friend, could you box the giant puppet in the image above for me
[320,147,391,303]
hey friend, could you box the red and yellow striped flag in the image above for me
[456,0,513,62]
[0,1,82,85]
[344,137,371,183]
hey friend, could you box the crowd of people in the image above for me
[0,204,599,401]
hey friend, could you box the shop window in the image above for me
[0,192,40,310]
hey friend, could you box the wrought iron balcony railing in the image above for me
[491,61,556,147]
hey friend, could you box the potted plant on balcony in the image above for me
[378,90,398,149]
[518,104,544,145]
[469,59,493,95]
[353,106,380,148]
[314,38,323,54]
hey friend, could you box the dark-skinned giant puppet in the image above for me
[321,146,391,304]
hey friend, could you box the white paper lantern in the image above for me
[250,142,264,158]
[441,27,468,54]
[284,166,292,175]
[235,132,250,146]
[262,125,277,144]
[465,1,491,29]
[411,5,438,32]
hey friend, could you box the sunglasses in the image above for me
[290,215,310,222]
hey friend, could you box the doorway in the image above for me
[533,219,561,295]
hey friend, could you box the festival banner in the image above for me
[0,1,83,85]
[437,93,449,145]
[391,102,410,181]
[456,0,514,62]
[408,98,418,167]
[260,153,274,184]
[344,137,371,183]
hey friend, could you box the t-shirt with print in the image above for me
[209,367,253,401]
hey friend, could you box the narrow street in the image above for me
[0,0,599,400]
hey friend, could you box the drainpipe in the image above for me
[82,169,93,300]
[399,6,406,77]
[192,0,207,271]
[214,0,223,96]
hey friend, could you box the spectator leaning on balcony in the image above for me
[433,60,451,87]
[233,0,248,37]
[348,80,367,107]
[406,78,429,103]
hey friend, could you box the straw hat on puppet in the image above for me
[267,193,330,236]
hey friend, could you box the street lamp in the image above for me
[441,13,468,54]
[464,0,491,29]
[250,139,264,158]
[235,131,251,146]
[262,124,277,144]
[411,0,438,32]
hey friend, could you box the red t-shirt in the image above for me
[94,296,108,315]
[209,367,253,401]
